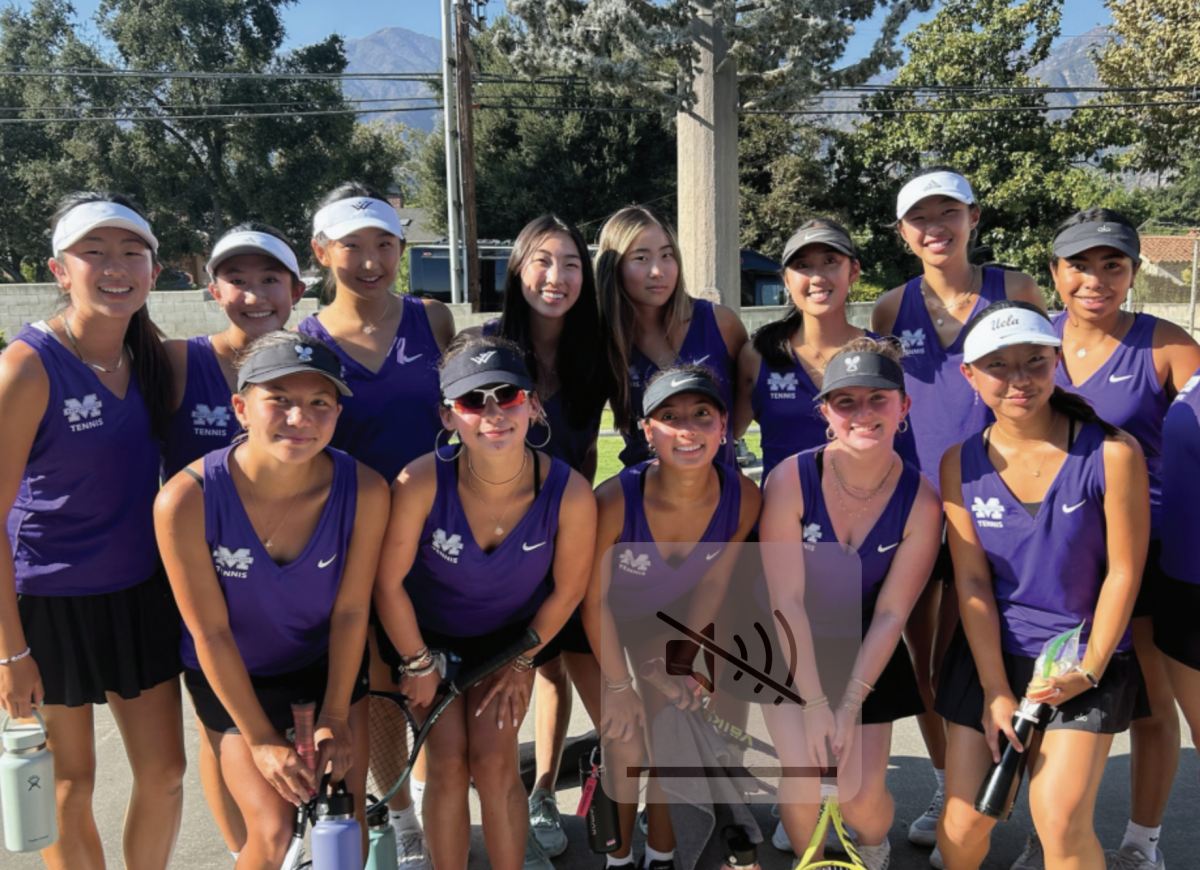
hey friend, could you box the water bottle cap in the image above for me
[317,790,356,819]
[1,722,47,751]
[366,804,390,829]
[723,825,757,867]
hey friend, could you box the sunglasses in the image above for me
[445,384,529,414]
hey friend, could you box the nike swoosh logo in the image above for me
[670,377,696,387]
[522,542,547,552]
[318,555,337,568]
[1063,501,1086,514]
[692,355,710,365]
[402,353,423,364]
[705,550,722,561]
[877,542,899,553]
[1109,374,1134,383]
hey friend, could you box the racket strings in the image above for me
[365,694,419,806]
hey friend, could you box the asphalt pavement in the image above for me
[3,686,1196,869]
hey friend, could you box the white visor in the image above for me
[896,171,976,221]
[312,197,404,241]
[963,307,1061,364]
[207,231,302,282]
[52,201,158,256]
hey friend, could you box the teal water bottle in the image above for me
[365,804,398,870]
[1,711,57,852]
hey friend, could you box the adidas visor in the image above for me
[781,225,856,267]
[237,338,352,396]
[1052,221,1141,263]
[440,346,532,400]
[206,231,302,283]
[52,201,158,256]
[963,307,1061,365]
[312,197,405,241]
[642,370,726,418]
[896,171,975,221]
[815,352,906,400]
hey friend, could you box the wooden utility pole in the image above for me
[455,1,481,311]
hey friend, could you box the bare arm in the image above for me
[733,341,761,441]
[581,479,631,683]
[1003,270,1047,312]
[870,285,905,336]
[713,302,750,366]
[422,298,457,351]
[1152,318,1200,398]
[164,338,190,414]
[527,469,597,657]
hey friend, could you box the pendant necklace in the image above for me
[992,416,1057,477]
[247,479,304,550]
[1073,311,1127,358]
[923,268,979,327]
[62,314,124,373]
[466,449,529,535]
[361,294,396,335]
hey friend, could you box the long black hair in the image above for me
[496,215,610,429]
[752,217,858,371]
[962,299,1120,437]
[50,191,173,441]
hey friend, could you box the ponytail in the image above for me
[1048,387,1120,438]
[125,306,173,441]
[752,304,804,370]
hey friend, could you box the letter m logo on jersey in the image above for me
[432,529,464,557]
[213,546,254,571]
[768,372,798,393]
[619,549,650,574]
[62,393,102,422]
[900,329,926,353]
[192,404,230,428]
[971,497,1005,520]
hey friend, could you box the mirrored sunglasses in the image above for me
[445,384,529,414]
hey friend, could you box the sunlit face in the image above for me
[210,254,305,336]
[48,226,160,318]
[821,386,909,452]
[232,372,341,463]
[312,226,403,297]
[897,195,980,265]
[620,225,680,308]
[640,393,726,467]
[439,381,543,457]
[784,243,859,315]
[961,343,1060,421]
[520,232,584,319]
[1050,245,1137,321]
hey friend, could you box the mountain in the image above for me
[341,27,442,131]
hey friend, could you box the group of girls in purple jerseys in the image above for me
[1,167,1198,870]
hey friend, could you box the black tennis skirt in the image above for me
[18,568,183,708]
[1153,573,1200,671]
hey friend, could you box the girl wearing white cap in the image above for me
[161,221,308,857]
[0,192,185,868]
[871,168,1044,853]
[937,300,1149,870]
[300,182,455,862]
[1048,208,1200,870]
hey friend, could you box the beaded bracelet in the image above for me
[0,647,31,666]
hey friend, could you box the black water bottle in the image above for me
[579,745,621,853]
[974,699,1047,820]
[722,825,760,870]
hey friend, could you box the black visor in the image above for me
[440,346,532,399]
[237,339,352,396]
[1052,221,1140,262]
[815,351,905,399]
[642,370,726,417]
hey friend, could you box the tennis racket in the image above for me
[281,702,319,870]
[794,797,866,869]
[363,628,541,816]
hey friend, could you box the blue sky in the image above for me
[23,0,1114,63]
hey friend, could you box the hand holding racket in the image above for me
[314,712,355,784]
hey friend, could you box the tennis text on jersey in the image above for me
[768,371,798,399]
[972,496,1005,528]
[63,394,104,431]
[213,545,254,578]
[618,549,650,576]
[192,404,231,436]
[432,529,463,563]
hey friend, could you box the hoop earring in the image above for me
[526,418,553,450]
[434,428,462,462]
[898,419,909,433]
[721,435,727,445]
[826,426,836,441]
[969,227,979,244]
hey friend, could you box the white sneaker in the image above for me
[529,788,569,858]
[1011,831,1045,870]
[907,784,944,847]
[524,827,555,870]
[1106,845,1166,870]
[397,827,432,870]
[856,838,890,870]
[930,846,945,870]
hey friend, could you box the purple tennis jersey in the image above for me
[1160,368,1200,584]
[163,335,236,480]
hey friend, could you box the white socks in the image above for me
[644,846,674,867]
[857,839,891,870]
[409,777,426,822]
[390,802,422,833]
[607,856,635,868]
[1122,821,1162,863]
[933,766,946,792]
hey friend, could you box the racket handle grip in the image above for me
[455,628,541,688]
[292,701,317,772]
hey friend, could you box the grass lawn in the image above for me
[593,409,762,487]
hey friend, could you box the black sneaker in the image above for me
[644,859,675,870]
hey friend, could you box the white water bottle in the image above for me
[1,711,57,852]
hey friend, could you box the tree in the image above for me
[738,113,828,259]
[823,0,1100,290]
[1093,0,1200,173]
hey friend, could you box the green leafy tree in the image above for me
[824,0,1100,289]
[738,113,828,259]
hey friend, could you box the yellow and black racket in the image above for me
[794,798,867,869]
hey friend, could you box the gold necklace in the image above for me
[62,314,123,372]
[361,294,396,335]
[469,449,528,486]
[829,454,897,502]
[991,418,1057,477]
[247,478,304,550]
[464,450,529,536]
[922,268,979,327]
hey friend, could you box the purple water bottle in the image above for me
[311,779,363,870]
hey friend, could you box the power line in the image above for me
[0,104,437,125]
[475,100,1200,117]
[0,95,439,114]
[0,68,439,81]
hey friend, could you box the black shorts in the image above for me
[1133,539,1164,620]
[935,518,953,587]
[934,625,1149,735]
[1153,573,1200,670]
[553,612,592,656]
[18,569,183,708]
[395,621,561,684]
[185,650,371,735]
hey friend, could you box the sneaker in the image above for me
[930,846,945,870]
[856,839,891,870]
[638,809,648,837]
[771,819,793,852]
[769,805,857,854]
[1106,845,1166,870]
[397,827,432,870]
[907,785,945,847]
[529,788,569,858]
[524,827,555,870]
[644,860,675,870]
[1011,831,1045,870]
